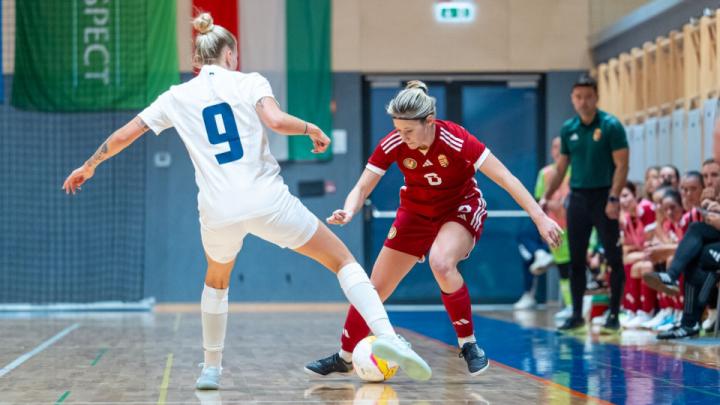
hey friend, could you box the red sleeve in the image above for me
[639,206,656,226]
[443,121,488,169]
[366,131,400,176]
[464,134,489,170]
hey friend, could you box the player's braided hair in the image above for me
[192,13,237,68]
[386,80,436,121]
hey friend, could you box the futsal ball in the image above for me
[352,336,399,382]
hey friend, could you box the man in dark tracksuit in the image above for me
[645,212,720,338]
[541,76,629,333]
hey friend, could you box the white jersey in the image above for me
[139,65,288,227]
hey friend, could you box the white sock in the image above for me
[201,285,229,368]
[339,349,353,363]
[458,334,476,348]
[337,262,395,339]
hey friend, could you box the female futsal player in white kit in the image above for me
[63,13,431,390]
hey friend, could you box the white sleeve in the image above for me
[473,148,491,171]
[248,73,275,106]
[138,91,173,135]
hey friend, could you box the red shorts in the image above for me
[384,196,487,258]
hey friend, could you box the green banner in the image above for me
[12,0,178,111]
[286,0,332,161]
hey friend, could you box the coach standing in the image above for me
[541,76,629,333]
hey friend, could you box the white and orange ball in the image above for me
[352,336,399,382]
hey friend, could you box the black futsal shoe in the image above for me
[601,314,621,334]
[459,342,490,376]
[304,353,353,377]
[558,316,586,333]
[643,272,680,296]
[656,324,700,340]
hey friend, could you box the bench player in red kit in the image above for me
[305,81,562,377]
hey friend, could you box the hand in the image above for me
[535,214,563,249]
[62,164,95,194]
[702,200,720,212]
[701,187,716,202]
[326,209,353,226]
[705,211,720,230]
[307,123,331,154]
[605,201,620,220]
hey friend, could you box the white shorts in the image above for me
[200,192,319,263]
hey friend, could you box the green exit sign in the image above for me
[434,2,475,23]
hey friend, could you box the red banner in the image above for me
[192,0,240,70]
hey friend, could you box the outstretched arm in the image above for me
[479,152,563,247]
[327,169,382,225]
[255,96,330,154]
[62,117,149,194]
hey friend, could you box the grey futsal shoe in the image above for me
[460,342,490,376]
[643,272,680,296]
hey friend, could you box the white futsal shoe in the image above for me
[626,311,653,329]
[196,365,222,390]
[371,334,432,381]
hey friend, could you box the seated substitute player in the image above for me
[62,13,432,390]
[305,81,562,377]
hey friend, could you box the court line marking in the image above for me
[54,391,71,405]
[157,353,174,405]
[55,391,70,405]
[0,323,80,378]
[91,348,108,366]
[398,327,614,405]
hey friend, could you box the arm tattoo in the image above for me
[87,141,109,168]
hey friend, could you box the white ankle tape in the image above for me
[201,285,229,314]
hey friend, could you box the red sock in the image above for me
[640,280,657,313]
[340,305,371,353]
[659,293,671,310]
[441,284,475,339]
[623,265,641,312]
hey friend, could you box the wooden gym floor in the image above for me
[0,305,719,404]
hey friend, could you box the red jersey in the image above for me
[367,120,489,218]
[621,204,656,249]
[680,207,703,234]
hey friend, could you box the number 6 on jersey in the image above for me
[202,102,244,165]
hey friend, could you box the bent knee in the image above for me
[429,256,458,278]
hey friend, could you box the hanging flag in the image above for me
[286,0,332,161]
[239,0,332,161]
[11,0,179,111]
[192,0,239,70]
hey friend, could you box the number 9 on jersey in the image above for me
[202,102,244,165]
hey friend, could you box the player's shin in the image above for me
[337,262,395,339]
[201,285,229,368]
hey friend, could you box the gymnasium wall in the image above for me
[2,0,593,74]
[0,0,588,303]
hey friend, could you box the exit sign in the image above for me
[434,2,475,23]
